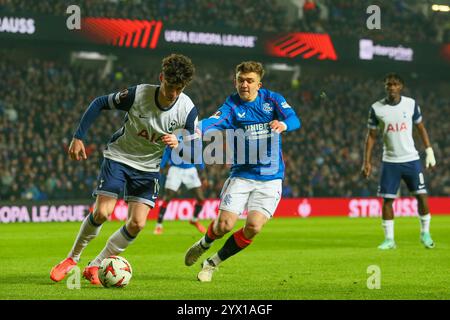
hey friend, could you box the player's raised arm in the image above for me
[70,87,137,161]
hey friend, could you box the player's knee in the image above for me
[244,222,263,237]
[216,219,234,234]
[127,219,146,234]
[92,208,110,224]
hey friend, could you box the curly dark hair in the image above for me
[384,72,404,85]
[161,53,195,87]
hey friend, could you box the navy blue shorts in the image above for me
[93,158,160,208]
[378,160,427,199]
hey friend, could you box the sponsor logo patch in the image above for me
[210,110,222,119]
[281,101,291,109]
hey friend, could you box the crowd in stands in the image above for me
[0,49,449,201]
[1,0,447,43]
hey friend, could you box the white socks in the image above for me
[68,214,102,262]
[90,226,135,266]
[419,214,431,234]
[208,253,222,267]
[201,236,212,248]
[382,220,394,240]
[382,214,431,241]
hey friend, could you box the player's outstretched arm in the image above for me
[73,87,136,145]
[74,95,110,138]
[68,138,87,161]
[70,95,111,161]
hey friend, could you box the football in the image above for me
[98,256,132,288]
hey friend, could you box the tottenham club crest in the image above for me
[168,119,177,133]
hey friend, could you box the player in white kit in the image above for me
[50,54,197,284]
[362,73,436,250]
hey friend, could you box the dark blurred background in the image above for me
[0,0,449,201]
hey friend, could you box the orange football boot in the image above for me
[50,257,77,282]
[83,265,101,285]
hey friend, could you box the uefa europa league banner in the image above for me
[1,12,447,66]
[3,197,449,223]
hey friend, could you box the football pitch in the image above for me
[1,216,449,300]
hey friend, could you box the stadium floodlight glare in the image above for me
[73,51,110,60]
[267,63,295,71]
[431,4,450,12]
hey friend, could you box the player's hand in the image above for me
[161,134,179,148]
[68,138,87,161]
[425,147,436,169]
[361,162,372,179]
[269,120,287,133]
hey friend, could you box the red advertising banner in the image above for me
[1,198,448,223]
[266,32,338,60]
[109,197,450,221]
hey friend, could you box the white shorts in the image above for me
[219,177,282,218]
[164,166,202,192]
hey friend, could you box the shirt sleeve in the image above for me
[106,86,137,111]
[73,95,110,140]
[367,106,378,129]
[413,102,422,124]
[199,99,236,134]
[184,106,199,137]
[73,86,137,140]
[271,93,301,132]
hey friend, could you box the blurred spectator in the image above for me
[0,0,444,43]
[0,48,448,201]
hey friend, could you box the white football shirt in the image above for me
[367,96,422,163]
[103,84,198,172]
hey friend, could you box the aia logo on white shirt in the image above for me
[386,122,407,132]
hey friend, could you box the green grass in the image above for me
[1,216,449,300]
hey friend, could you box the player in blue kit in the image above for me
[153,145,207,235]
[50,54,197,284]
[362,73,437,250]
[184,61,301,282]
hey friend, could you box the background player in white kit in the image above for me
[153,145,207,235]
[184,61,301,282]
[362,73,437,250]
[50,54,197,284]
